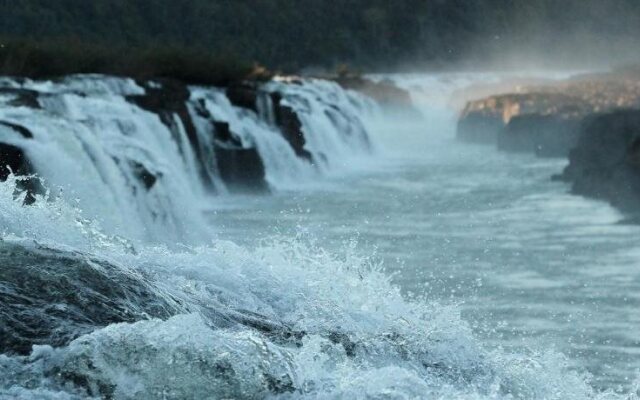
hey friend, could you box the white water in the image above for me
[0,73,639,399]
[0,75,378,244]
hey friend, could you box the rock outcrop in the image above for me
[457,91,585,150]
[128,79,270,192]
[1,87,41,109]
[212,121,269,193]
[557,109,640,213]
[226,81,260,113]
[457,73,640,158]
[498,114,582,157]
[270,92,313,161]
[0,243,183,355]
[0,121,40,203]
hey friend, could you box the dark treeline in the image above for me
[1,0,640,72]
[0,38,254,84]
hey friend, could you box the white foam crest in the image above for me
[0,175,138,252]
[17,74,146,96]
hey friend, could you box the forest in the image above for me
[1,0,639,76]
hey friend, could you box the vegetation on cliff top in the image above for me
[1,0,640,72]
[0,38,254,85]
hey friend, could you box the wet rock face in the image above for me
[226,81,259,113]
[212,121,242,147]
[0,121,33,139]
[212,122,269,194]
[0,122,40,203]
[129,161,159,190]
[126,80,216,191]
[498,114,582,157]
[0,243,183,355]
[127,80,271,193]
[215,146,269,193]
[559,109,640,213]
[0,143,30,182]
[270,93,313,161]
[0,88,41,109]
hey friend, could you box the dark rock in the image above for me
[0,121,34,139]
[457,73,640,149]
[0,143,30,181]
[0,141,40,204]
[498,114,581,157]
[226,81,259,113]
[213,121,242,147]
[129,161,159,190]
[0,88,41,109]
[456,92,571,145]
[210,120,269,192]
[215,143,269,194]
[270,96,313,161]
[0,243,183,355]
[126,80,215,191]
[559,109,640,213]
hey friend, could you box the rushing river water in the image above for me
[1,73,639,399]
[210,73,640,393]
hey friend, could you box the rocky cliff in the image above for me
[557,109,640,213]
[457,73,640,157]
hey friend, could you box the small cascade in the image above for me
[0,75,381,244]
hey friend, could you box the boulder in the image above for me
[0,243,182,355]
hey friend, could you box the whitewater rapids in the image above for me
[0,74,637,399]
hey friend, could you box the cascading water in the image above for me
[0,75,380,243]
[0,74,638,399]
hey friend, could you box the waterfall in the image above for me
[0,75,381,244]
